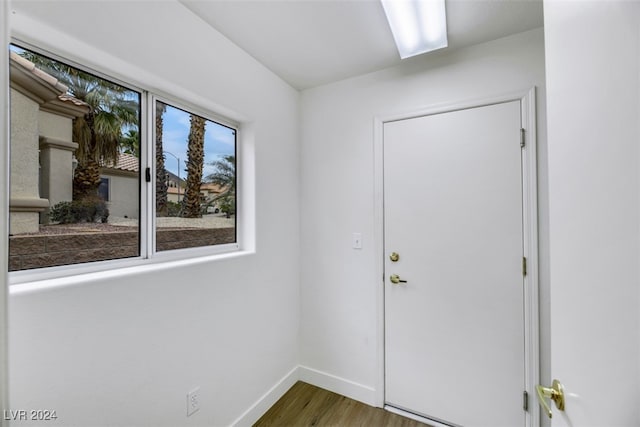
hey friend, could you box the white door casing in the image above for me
[1,2,11,425]
[376,89,538,426]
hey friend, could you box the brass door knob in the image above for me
[390,274,407,284]
[536,379,565,418]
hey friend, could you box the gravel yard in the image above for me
[111,214,235,229]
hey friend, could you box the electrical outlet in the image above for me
[187,387,200,417]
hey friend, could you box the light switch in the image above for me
[352,233,363,249]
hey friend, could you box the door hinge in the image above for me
[522,257,527,276]
[523,390,529,411]
[520,128,526,148]
[145,167,151,183]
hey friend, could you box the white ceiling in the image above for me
[180,0,544,90]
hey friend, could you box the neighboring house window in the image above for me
[98,178,110,202]
[8,44,239,276]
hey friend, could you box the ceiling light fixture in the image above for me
[381,0,448,59]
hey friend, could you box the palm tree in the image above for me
[181,114,206,218]
[206,155,236,218]
[155,102,168,216]
[121,129,139,157]
[19,49,139,202]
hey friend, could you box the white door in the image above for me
[543,1,640,426]
[384,101,526,427]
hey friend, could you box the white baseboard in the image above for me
[298,365,377,407]
[230,366,299,427]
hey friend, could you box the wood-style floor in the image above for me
[254,381,432,427]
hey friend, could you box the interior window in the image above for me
[154,100,237,252]
[8,44,141,271]
[7,44,239,275]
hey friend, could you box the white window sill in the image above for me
[9,247,254,295]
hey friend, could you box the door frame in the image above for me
[373,87,539,427]
[1,1,11,425]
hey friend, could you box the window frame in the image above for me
[8,41,242,284]
[149,94,239,258]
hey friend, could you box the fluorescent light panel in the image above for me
[381,0,448,59]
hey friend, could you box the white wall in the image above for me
[101,173,139,220]
[544,2,640,425]
[299,28,548,405]
[7,1,300,426]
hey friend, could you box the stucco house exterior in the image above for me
[100,153,139,219]
[164,172,224,209]
[200,182,225,204]
[11,52,141,227]
[166,170,184,203]
[9,51,89,234]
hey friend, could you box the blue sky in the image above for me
[161,103,236,181]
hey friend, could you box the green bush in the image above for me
[167,201,182,217]
[218,195,236,218]
[49,198,109,224]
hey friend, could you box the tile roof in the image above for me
[58,93,90,108]
[10,51,68,93]
[102,153,139,172]
[200,183,225,193]
[10,51,89,109]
